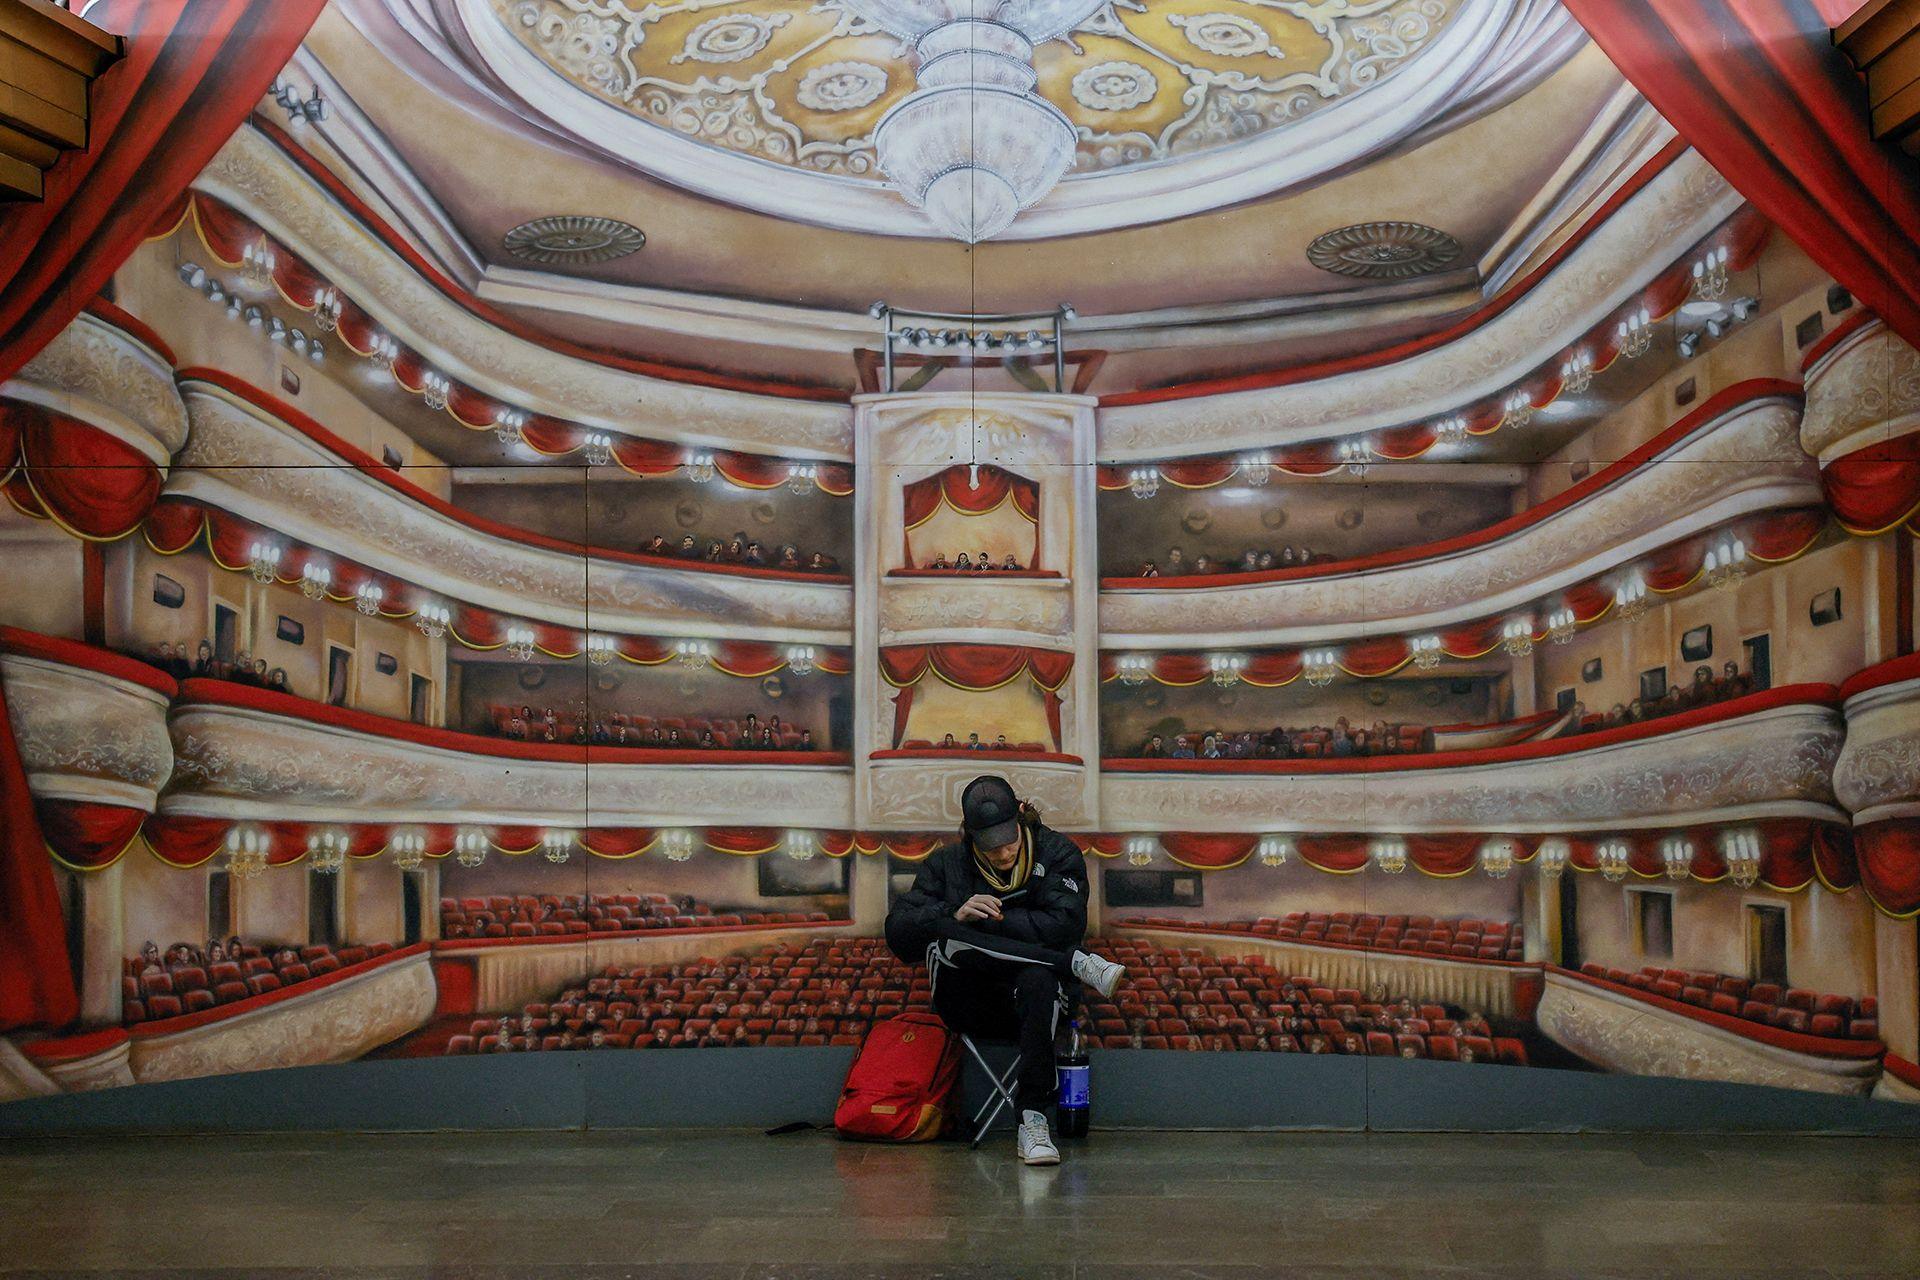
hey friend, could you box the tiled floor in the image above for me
[1,1128,1917,1277]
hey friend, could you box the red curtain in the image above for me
[704,827,783,855]
[38,799,147,870]
[0,0,331,384]
[1159,833,1257,869]
[0,677,80,1030]
[3,403,162,540]
[879,645,1070,747]
[1822,436,1920,534]
[1564,0,1920,351]
[1857,820,1920,917]
[903,466,1039,527]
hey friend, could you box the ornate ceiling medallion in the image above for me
[502,215,647,264]
[1306,221,1463,280]
[471,0,1517,240]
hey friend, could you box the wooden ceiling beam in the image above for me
[0,0,119,201]
[1837,0,1920,155]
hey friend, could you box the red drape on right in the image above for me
[1563,0,1920,351]
[1856,820,1920,917]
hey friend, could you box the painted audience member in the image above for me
[1170,735,1195,759]
[677,534,701,559]
[940,733,958,749]
[1001,554,1021,571]
[642,534,668,555]
[956,554,973,571]
[744,541,766,565]
[1142,734,1165,758]
[966,733,985,751]
[1139,560,1159,578]
[929,554,951,569]
[267,668,290,692]
[194,640,216,676]
[1165,547,1187,576]
[778,544,803,570]
[798,729,815,751]
[1192,554,1214,574]
[1723,659,1752,696]
[992,734,1010,750]
[976,550,992,571]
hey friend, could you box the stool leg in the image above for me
[961,1036,1024,1148]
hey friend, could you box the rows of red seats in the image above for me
[439,893,832,940]
[1578,963,1879,1041]
[1080,938,1526,1062]
[1116,913,1524,962]
[444,936,1526,1064]
[122,941,392,1024]
[446,936,922,1052]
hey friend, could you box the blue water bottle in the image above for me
[1056,1016,1090,1138]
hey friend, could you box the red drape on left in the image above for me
[2,402,162,540]
[38,799,148,870]
[1856,820,1920,917]
[0,0,332,384]
[1562,0,1920,352]
[0,678,79,1031]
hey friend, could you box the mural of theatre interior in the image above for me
[5,0,1920,1124]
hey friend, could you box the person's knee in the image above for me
[1013,966,1058,1002]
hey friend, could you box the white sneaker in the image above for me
[1017,1110,1059,1165]
[1070,949,1127,999]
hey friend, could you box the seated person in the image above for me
[1238,550,1260,573]
[193,640,216,677]
[1138,560,1159,578]
[1164,547,1187,576]
[1141,733,1165,758]
[705,539,727,562]
[990,734,1011,750]
[797,728,815,751]
[884,775,1125,1166]
[1192,554,1214,574]
[940,733,958,749]
[676,535,701,559]
[698,729,718,749]
[642,534,669,556]
[966,733,985,751]
[1169,735,1196,759]
[743,541,766,566]
[267,667,290,693]
[230,650,256,685]
[1722,660,1752,697]
[1001,554,1021,571]
[777,544,803,571]
[956,554,974,571]
[1256,550,1275,571]
[928,554,952,570]
[722,536,747,563]
[1279,547,1296,567]
[808,551,841,573]
[1683,665,1715,707]
[976,551,993,571]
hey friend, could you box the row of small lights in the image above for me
[224,825,827,878]
[1119,828,1766,887]
[1111,532,1752,685]
[243,541,820,672]
[178,260,329,365]
[1122,244,1749,500]
[178,255,821,490]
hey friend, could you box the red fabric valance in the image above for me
[39,800,148,871]
[1564,0,1920,353]
[902,466,1040,565]
[0,0,329,385]
[1856,820,1920,918]
[2,402,163,540]
[1822,434,1920,535]
[879,645,1071,749]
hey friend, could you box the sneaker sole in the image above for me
[1022,1150,1061,1166]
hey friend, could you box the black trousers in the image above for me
[928,921,1074,1114]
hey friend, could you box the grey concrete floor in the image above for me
[0,1129,1916,1278]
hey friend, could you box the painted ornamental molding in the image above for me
[0,652,175,813]
[1099,393,1816,646]
[1,309,187,469]
[1800,316,1920,466]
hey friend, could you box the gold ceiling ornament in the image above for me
[489,0,1462,183]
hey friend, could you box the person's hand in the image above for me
[955,894,1003,923]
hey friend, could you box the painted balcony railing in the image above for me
[1535,967,1884,1097]
[169,373,855,644]
[1099,685,1846,835]
[1099,383,1818,645]
[161,679,855,830]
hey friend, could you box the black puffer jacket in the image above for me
[884,821,1089,963]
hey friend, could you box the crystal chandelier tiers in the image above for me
[845,0,1106,242]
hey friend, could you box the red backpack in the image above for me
[834,1012,962,1142]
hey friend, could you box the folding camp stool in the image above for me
[929,955,1082,1143]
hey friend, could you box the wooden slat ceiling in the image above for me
[0,0,119,201]
[1838,0,1920,155]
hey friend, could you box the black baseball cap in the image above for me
[962,775,1021,849]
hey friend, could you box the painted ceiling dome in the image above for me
[443,0,1574,239]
